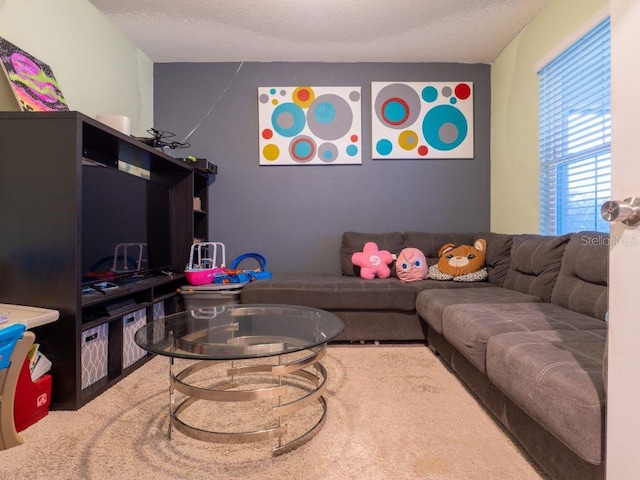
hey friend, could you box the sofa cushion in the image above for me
[340,231,404,277]
[486,329,607,465]
[240,272,416,311]
[442,302,606,373]
[406,278,498,292]
[475,232,513,287]
[502,233,572,302]
[334,310,425,342]
[551,231,609,320]
[415,287,543,334]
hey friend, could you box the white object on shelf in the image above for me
[96,114,131,135]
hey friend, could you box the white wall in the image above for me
[490,0,609,234]
[0,0,153,136]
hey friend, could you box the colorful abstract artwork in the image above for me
[371,82,473,159]
[0,36,68,112]
[258,86,361,165]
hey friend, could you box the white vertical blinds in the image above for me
[538,17,611,235]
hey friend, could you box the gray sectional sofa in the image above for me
[241,230,609,480]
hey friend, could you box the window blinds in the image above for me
[538,17,611,235]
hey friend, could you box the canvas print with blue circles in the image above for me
[371,82,474,159]
[258,86,362,165]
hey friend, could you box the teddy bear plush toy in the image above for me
[429,238,488,282]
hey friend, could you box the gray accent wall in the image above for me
[154,62,490,275]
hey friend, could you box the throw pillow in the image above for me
[351,242,394,280]
[429,239,488,282]
[395,247,429,282]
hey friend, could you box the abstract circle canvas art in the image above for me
[258,86,362,165]
[371,82,474,159]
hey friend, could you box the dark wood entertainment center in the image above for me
[0,111,214,410]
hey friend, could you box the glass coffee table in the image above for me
[134,304,344,456]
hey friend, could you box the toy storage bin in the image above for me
[152,301,165,321]
[81,323,108,389]
[122,308,147,369]
[14,358,51,432]
[179,283,245,310]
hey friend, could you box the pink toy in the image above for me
[351,242,394,280]
[395,247,429,282]
[184,242,226,286]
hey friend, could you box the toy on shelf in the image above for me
[213,253,273,284]
[184,242,226,286]
[111,243,147,273]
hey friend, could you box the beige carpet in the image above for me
[0,345,550,480]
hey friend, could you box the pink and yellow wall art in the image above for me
[371,82,473,159]
[258,86,361,165]
[0,36,68,112]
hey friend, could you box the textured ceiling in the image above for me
[88,0,549,64]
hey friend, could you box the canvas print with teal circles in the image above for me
[258,86,362,165]
[371,82,474,159]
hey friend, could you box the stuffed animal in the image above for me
[429,239,488,282]
[395,247,429,282]
[351,242,394,280]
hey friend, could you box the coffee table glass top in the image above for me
[135,304,345,360]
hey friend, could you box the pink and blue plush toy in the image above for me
[395,247,429,282]
[351,242,394,279]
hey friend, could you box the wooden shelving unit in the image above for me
[0,111,199,409]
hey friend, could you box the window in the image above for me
[538,17,611,235]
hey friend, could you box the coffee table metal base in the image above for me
[168,343,328,456]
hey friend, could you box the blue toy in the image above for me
[213,253,273,284]
[0,323,26,369]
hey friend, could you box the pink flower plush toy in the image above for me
[351,242,394,280]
